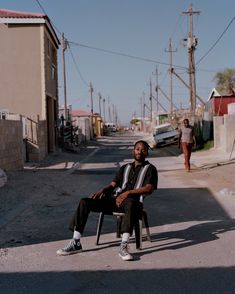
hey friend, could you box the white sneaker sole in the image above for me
[56,248,82,256]
[119,253,133,261]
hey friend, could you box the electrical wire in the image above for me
[68,41,187,70]
[35,0,62,37]
[196,16,235,65]
[67,45,90,88]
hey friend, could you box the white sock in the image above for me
[73,230,81,241]
[121,233,130,243]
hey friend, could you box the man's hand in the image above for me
[90,189,106,200]
[89,182,116,200]
[116,191,129,207]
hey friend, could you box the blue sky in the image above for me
[1,0,235,124]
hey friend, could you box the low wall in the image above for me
[25,120,48,162]
[0,119,23,170]
[213,114,235,152]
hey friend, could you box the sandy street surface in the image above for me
[0,134,235,294]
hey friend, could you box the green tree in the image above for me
[214,68,235,94]
[130,118,140,125]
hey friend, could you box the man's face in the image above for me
[133,142,148,162]
[183,119,189,127]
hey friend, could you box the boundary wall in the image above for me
[213,114,235,153]
[0,119,23,170]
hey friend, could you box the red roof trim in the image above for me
[72,109,92,116]
[0,9,45,18]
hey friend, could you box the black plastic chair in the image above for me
[95,196,151,249]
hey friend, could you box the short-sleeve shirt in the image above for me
[180,125,194,143]
[112,161,158,199]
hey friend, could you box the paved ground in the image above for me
[0,132,235,294]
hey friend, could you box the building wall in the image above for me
[0,120,23,170]
[213,114,235,152]
[213,97,235,116]
[0,23,43,119]
[72,117,91,142]
[0,22,59,159]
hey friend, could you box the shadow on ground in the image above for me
[1,186,233,250]
[1,267,235,294]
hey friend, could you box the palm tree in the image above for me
[214,68,235,94]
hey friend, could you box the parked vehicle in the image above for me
[153,123,179,146]
[105,122,117,132]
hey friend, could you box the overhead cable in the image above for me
[68,41,187,70]
[196,16,235,65]
[35,0,62,36]
[67,45,90,87]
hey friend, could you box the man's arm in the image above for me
[90,181,117,199]
[192,126,196,147]
[116,184,154,207]
[178,129,182,148]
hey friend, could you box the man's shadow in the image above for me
[135,219,235,257]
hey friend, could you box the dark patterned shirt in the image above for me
[113,160,158,197]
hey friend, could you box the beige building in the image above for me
[0,9,60,161]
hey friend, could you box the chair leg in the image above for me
[96,212,104,245]
[142,210,151,242]
[116,215,123,238]
[134,218,141,250]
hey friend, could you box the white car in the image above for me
[153,123,179,146]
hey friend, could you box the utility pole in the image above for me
[89,82,94,138]
[158,86,178,110]
[152,66,160,125]
[140,96,143,131]
[182,4,200,113]
[112,104,115,124]
[171,68,205,105]
[165,38,177,114]
[62,33,68,120]
[108,97,112,122]
[89,82,94,115]
[103,98,106,122]
[149,78,153,122]
[142,91,146,132]
[98,93,102,116]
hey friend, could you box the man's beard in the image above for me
[134,154,145,162]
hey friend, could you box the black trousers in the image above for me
[69,195,142,235]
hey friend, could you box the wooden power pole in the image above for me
[182,4,200,113]
[62,33,68,120]
[165,38,177,114]
[149,79,153,122]
[89,82,94,137]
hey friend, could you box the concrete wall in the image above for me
[72,117,91,142]
[0,23,43,118]
[0,23,59,159]
[0,120,23,170]
[25,120,48,162]
[213,114,235,152]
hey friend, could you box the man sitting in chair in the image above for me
[57,140,158,261]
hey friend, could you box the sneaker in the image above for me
[56,239,82,256]
[119,242,133,261]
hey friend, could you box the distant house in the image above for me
[0,9,60,161]
[206,88,235,118]
[71,109,103,141]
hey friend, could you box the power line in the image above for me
[196,16,235,65]
[35,0,62,36]
[67,45,90,87]
[68,41,187,70]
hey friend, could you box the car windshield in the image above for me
[155,126,174,135]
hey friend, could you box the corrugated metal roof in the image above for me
[0,9,45,18]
